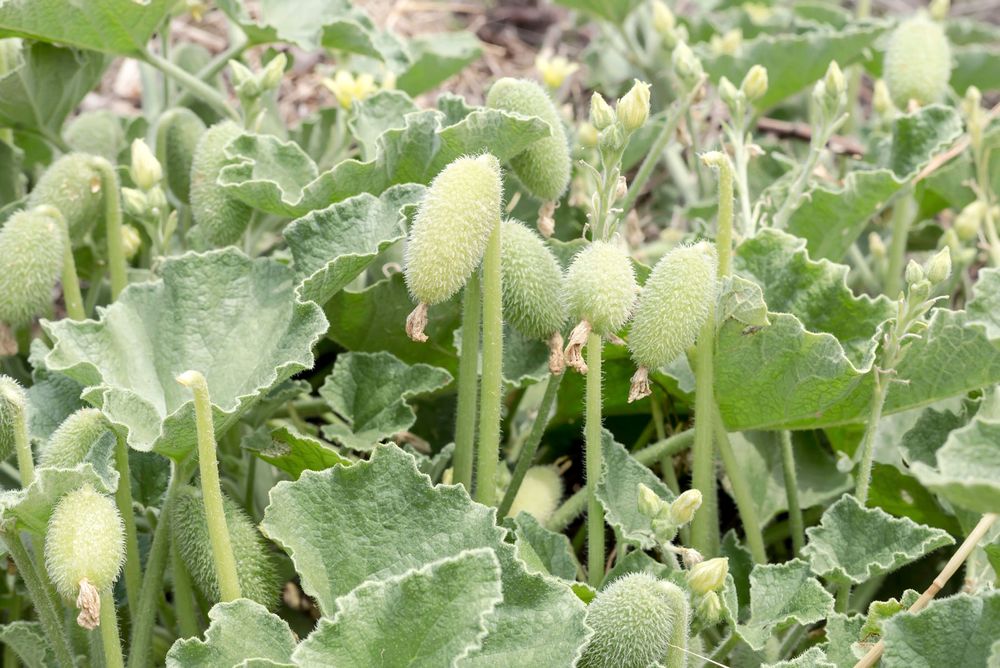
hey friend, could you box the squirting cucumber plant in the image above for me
[0,1,999,667]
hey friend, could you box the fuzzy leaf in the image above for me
[166,599,296,668]
[294,549,503,666]
[966,267,1000,340]
[822,612,866,668]
[700,23,886,109]
[737,559,835,650]
[215,133,320,217]
[885,106,965,178]
[512,512,580,581]
[765,647,836,668]
[802,494,954,585]
[318,351,452,452]
[396,33,482,96]
[24,341,85,443]
[349,91,419,160]
[0,622,54,668]
[717,275,770,329]
[911,412,1000,514]
[0,0,172,56]
[243,426,351,479]
[286,185,424,305]
[952,46,1000,94]
[881,592,1000,668]
[595,430,675,550]
[260,444,589,666]
[42,250,328,459]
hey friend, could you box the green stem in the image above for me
[664,587,690,668]
[855,374,888,505]
[170,538,200,639]
[244,453,257,516]
[690,310,719,556]
[5,530,75,668]
[475,226,503,506]
[714,158,734,277]
[175,39,248,107]
[498,372,563,518]
[547,430,695,532]
[91,158,128,300]
[885,193,915,297]
[836,581,852,613]
[585,332,605,587]
[141,50,240,123]
[779,431,805,556]
[114,434,141,621]
[12,404,34,487]
[178,371,241,601]
[650,399,680,495]
[99,589,125,668]
[714,405,767,564]
[58,216,85,321]
[454,273,481,494]
[772,128,830,229]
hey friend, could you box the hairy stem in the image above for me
[714,405,767,563]
[855,374,888,505]
[91,157,128,300]
[885,193,915,297]
[170,537,200,639]
[12,402,34,487]
[99,588,125,668]
[585,332,604,587]
[475,226,503,506]
[114,434,142,623]
[141,49,240,122]
[664,585,690,668]
[58,216,85,321]
[690,311,718,557]
[498,371,563,518]
[178,371,241,601]
[454,273,481,494]
[779,431,805,556]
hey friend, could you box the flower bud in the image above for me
[672,42,703,88]
[884,14,951,108]
[0,207,65,327]
[589,92,616,130]
[668,488,703,526]
[259,52,286,92]
[130,138,162,191]
[191,121,253,246]
[637,483,666,519]
[824,61,846,101]
[740,65,768,103]
[695,591,724,625]
[121,187,148,218]
[651,0,675,36]
[40,408,112,469]
[925,246,952,285]
[687,557,728,595]
[904,259,925,286]
[929,0,949,21]
[500,219,567,341]
[146,186,168,215]
[909,279,931,303]
[872,79,894,116]
[404,154,503,306]
[710,29,743,56]
[565,241,638,336]
[954,200,986,241]
[228,59,254,90]
[121,225,142,260]
[505,465,563,523]
[869,232,887,260]
[617,79,651,132]
[535,52,578,90]
[718,76,742,114]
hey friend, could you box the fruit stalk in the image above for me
[585,331,604,587]
[713,405,767,563]
[779,430,805,556]
[114,434,142,620]
[453,274,481,494]
[91,157,129,300]
[99,588,125,668]
[474,226,503,506]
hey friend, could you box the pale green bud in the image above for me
[824,61,846,101]
[884,14,951,108]
[130,138,162,191]
[590,92,616,130]
[565,241,638,336]
[718,76,741,114]
[121,187,148,218]
[121,225,142,260]
[929,0,949,21]
[696,591,723,625]
[617,79,651,132]
[869,232,887,260]
[905,259,925,287]
[872,79,894,116]
[687,557,728,595]
[637,482,666,518]
[146,186,168,215]
[672,42,703,88]
[260,52,287,92]
[229,59,258,98]
[925,246,952,285]
[668,488,703,526]
[954,200,986,241]
[651,0,675,36]
[740,65,768,103]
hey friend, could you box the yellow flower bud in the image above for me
[535,52,579,90]
[637,483,666,519]
[121,225,142,261]
[590,92,616,130]
[954,200,986,241]
[710,29,742,56]
[617,80,651,132]
[872,79,894,116]
[668,489,703,526]
[718,76,741,113]
[929,0,949,21]
[740,65,768,103]
[905,259,925,286]
[925,246,951,285]
[652,0,675,35]
[672,42,704,88]
[687,557,729,595]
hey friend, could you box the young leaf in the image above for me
[911,412,1000,514]
[43,249,328,459]
[512,513,581,581]
[294,549,503,666]
[396,33,483,96]
[0,622,55,668]
[821,612,866,668]
[349,90,420,160]
[966,267,1000,340]
[318,351,452,452]
[737,559,835,650]
[802,494,954,585]
[166,600,296,668]
[881,592,1000,668]
[243,425,351,479]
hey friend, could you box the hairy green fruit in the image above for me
[884,14,951,107]
[170,486,280,608]
[26,153,102,241]
[0,375,26,461]
[506,465,563,523]
[155,107,206,204]
[0,207,65,327]
[486,77,571,201]
[404,153,503,308]
[190,121,252,246]
[579,573,688,668]
[64,111,125,163]
[45,484,125,600]
[565,241,637,336]
[40,408,112,469]
[500,219,567,341]
[628,242,717,401]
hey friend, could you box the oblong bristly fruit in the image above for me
[40,408,113,469]
[884,13,951,107]
[629,242,717,370]
[486,77,571,201]
[0,375,26,461]
[64,111,125,164]
[578,573,686,668]
[26,153,103,241]
[0,207,66,327]
[190,120,252,246]
[170,485,280,608]
[45,484,125,600]
[404,153,503,306]
[565,241,637,336]
[500,218,567,340]
[155,107,207,204]
[506,465,564,523]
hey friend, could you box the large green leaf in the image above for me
[166,600,296,668]
[42,250,328,459]
[0,622,54,668]
[318,351,452,452]
[0,42,107,135]
[952,47,1000,94]
[911,412,1000,514]
[294,549,503,666]
[802,494,953,585]
[0,0,171,56]
[966,267,1000,340]
[260,444,589,666]
[349,91,419,160]
[822,612,866,668]
[881,592,1000,668]
[737,559,835,650]
[396,33,483,96]
[700,23,886,109]
[286,185,424,305]
[512,513,580,581]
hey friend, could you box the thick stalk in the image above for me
[99,589,125,668]
[690,312,718,556]
[58,217,85,321]
[663,587,690,668]
[5,531,75,667]
[650,400,680,495]
[12,404,34,486]
[585,332,604,587]
[713,406,767,563]
[475,226,503,506]
[714,159,734,277]
[498,372,563,518]
[178,371,241,601]
[772,130,829,229]
[854,374,888,505]
[884,193,915,297]
[114,434,141,620]
[141,50,240,122]
[454,274,481,494]
[91,158,128,300]
[170,538,200,639]
[779,431,805,556]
